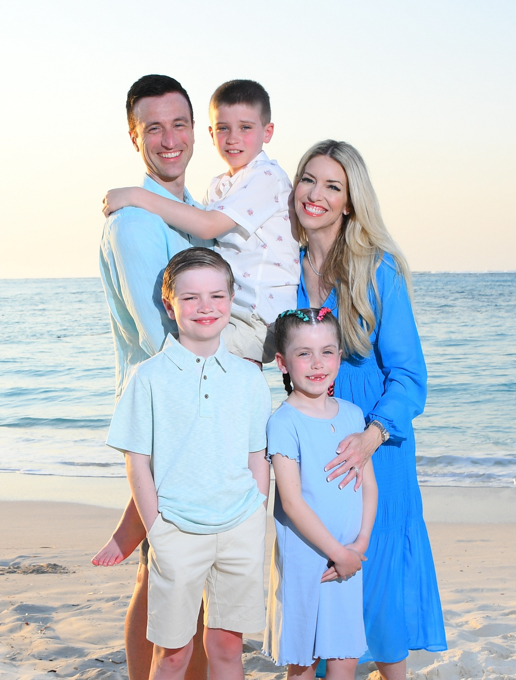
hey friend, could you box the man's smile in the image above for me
[158,151,182,159]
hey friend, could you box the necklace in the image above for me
[306,248,322,277]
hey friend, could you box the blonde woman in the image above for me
[294,140,446,679]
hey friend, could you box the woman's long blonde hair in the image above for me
[294,140,412,359]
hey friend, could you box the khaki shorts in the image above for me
[222,308,276,364]
[146,505,267,649]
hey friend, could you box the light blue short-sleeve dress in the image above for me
[264,399,368,667]
[297,250,447,663]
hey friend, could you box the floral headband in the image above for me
[278,309,310,322]
[317,307,332,321]
[278,307,333,323]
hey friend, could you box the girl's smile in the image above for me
[277,323,342,401]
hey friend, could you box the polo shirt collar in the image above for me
[162,334,230,372]
[141,174,194,205]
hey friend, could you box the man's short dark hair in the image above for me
[126,75,194,132]
[209,79,271,124]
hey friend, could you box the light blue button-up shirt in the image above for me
[107,335,271,534]
[99,175,213,401]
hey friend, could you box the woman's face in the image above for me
[295,155,351,236]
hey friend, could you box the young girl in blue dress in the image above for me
[264,307,378,680]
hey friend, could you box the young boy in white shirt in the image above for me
[107,247,271,680]
[103,79,300,365]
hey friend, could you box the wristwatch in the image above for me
[367,419,390,443]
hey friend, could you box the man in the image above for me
[95,74,210,680]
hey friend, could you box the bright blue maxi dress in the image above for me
[297,251,447,663]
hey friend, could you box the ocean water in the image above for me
[0,274,514,487]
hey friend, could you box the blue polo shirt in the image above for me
[99,174,213,401]
[107,335,271,534]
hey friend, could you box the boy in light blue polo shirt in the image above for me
[107,247,271,679]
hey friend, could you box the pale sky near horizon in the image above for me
[1,0,515,278]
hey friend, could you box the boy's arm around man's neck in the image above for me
[130,188,238,240]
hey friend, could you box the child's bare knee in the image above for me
[204,628,242,662]
[152,641,193,674]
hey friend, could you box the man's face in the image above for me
[130,92,194,189]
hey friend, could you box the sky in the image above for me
[1,0,515,278]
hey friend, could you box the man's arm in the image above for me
[248,448,270,507]
[104,188,236,240]
[124,451,158,533]
[103,212,178,356]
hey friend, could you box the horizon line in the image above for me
[1,270,516,281]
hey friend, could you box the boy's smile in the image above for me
[209,103,274,176]
[163,267,233,358]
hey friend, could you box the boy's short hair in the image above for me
[126,74,194,132]
[209,79,271,125]
[162,247,235,300]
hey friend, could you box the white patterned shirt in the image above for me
[204,151,300,325]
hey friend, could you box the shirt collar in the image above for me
[162,334,230,372]
[219,150,270,188]
[141,174,194,205]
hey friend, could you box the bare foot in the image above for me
[91,536,127,566]
[91,496,146,566]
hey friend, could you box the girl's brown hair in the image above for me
[274,308,341,395]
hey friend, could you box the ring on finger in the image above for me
[351,466,359,474]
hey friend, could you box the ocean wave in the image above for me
[416,453,516,467]
[416,453,516,488]
[0,416,111,429]
[61,461,123,468]
[0,468,126,479]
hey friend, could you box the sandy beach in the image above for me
[1,484,515,680]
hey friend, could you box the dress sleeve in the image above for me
[206,168,284,238]
[366,258,427,441]
[106,371,153,455]
[107,210,177,356]
[266,407,301,462]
